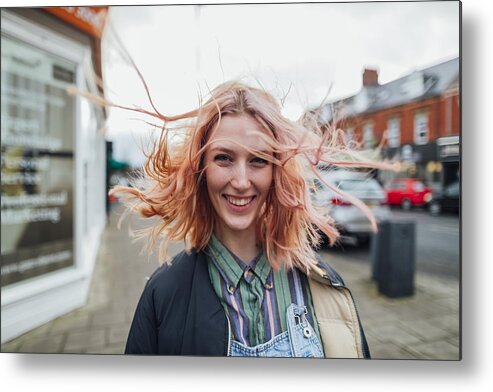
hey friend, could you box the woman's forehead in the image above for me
[207,114,272,152]
[214,113,264,134]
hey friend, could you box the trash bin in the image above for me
[371,220,416,298]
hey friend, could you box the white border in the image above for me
[3,0,493,391]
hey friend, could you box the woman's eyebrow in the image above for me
[256,150,273,155]
[210,146,272,155]
[210,147,235,154]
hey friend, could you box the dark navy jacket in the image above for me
[125,248,370,357]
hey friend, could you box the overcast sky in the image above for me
[102,1,459,166]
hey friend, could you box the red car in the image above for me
[385,178,433,210]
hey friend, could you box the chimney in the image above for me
[362,68,379,87]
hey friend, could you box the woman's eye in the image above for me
[252,157,269,165]
[214,154,231,162]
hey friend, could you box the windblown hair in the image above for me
[65,23,398,274]
[106,80,395,274]
[65,74,391,274]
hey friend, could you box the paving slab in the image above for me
[64,329,106,353]
[406,340,460,360]
[17,334,66,353]
[108,325,131,346]
[400,319,451,341]
[369,342,416,360]
[50,314,91,334]
[369,323,423,345]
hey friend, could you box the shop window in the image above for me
[363,123,374,148]
[1,14,84,286]
[414,112,429,145]
[387,117,400,148]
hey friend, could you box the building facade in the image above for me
[1,7,108,342]
[314,57,460,190]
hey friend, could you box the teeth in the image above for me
[226,196,254,206]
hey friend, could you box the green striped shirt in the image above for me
[206,234,321,347]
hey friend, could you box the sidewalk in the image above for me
[2,205,460,359]
[323,252,460,360]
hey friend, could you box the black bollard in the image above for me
[372,220,416,298]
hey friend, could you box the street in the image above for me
[323,207,460,278]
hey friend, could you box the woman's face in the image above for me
[204,114,273,239]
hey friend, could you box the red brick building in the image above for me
[313,57,459,190]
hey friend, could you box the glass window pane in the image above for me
[1,33,76,286]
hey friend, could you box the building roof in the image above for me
[315,57,459,122]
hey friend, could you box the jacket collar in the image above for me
[309,256,346,288]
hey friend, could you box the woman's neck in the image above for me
[213,227,260,264]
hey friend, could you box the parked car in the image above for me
[384,178,433,210]
[312,170,391,245]
[429,180,460,216]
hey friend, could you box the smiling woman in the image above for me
[203,115,274,262]
[110,80,381,358]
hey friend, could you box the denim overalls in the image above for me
[229,303,324,358]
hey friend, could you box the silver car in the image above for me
[311,169,391,244]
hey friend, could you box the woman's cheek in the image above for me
[206,165,228,191]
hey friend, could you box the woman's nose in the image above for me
[230,163,251,190]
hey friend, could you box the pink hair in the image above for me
[107,80,399,273]
[70,77,397,273]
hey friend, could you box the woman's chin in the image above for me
[217,218,255,235]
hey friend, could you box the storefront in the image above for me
[1,7,108,342]
[437,135,460,187]
[381,142,441,190]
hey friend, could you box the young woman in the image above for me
[113,81,373,358]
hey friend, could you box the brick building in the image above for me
[313,57,460,190]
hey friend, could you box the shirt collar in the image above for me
[250,252,271,288]
[207,233,271,290]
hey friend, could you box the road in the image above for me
[321,207,460,278]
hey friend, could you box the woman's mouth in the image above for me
[223,195,256,211]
